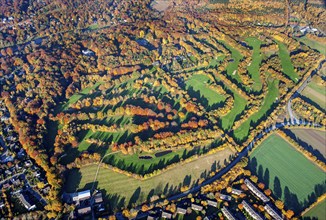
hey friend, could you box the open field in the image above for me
[290,128,326,158]
[65,147,235,208]
[297,36,326,56]
[248,134,326,213]
[277,41,299,82]
[186,74,226,107]
[246,37,263,92]
[301,79,326,110]
[303,199,326,220]
[233,77,279,141]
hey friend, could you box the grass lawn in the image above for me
[186,74,226,107]
[246,37,263,92]
[248,134,326,213]
[303,199,326,219]
[297,36,326,56]
[233,77,279,141]
[302,79,326,110]
[65,147,235,208]
[277,41,299,82]
[218,40,244,84]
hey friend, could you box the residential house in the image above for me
[161,211,172,219]
[18,192,36,211]
[220,194,232,201]
[94,192,103,204]
[72,190,91,202]
[264,204,283,220]
[231,188,242,195]
[176,207,187,215]
[191,203,203,211]
[221,207,236,220]
[207,199,218,207]
[244,179,270,203]
[242,201,263,220]
[77,206,92,216]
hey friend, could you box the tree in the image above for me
[275,200,284,210]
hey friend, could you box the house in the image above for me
[264,204,283,220]
[176,207,187,215]
[0,200,4,209]
[231,188,242,195]
[244,179,270,203]
[94,192,103,203]
[72,190,91,202]
[18,192,36,211]
[242,201,263,220]
[161,211,172,219]
[191,203,203,211]
[220,194,232,201]
[77,206,92,216]
[221,207,236,220]
[82,49,94,56]
[207,199,218,207]
[147,214,159,220]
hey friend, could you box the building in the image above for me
[191,203,203,211]
[221,207,236,220]
[231,188,242,195]
[264,204,283,220]
[242,201,263,220]
[72,190,91,202]
[18,193,36,211]
[244,179,270,203]
[77,206,92,216]
[176,207,187,215]
[161,211,172,219]
[207,199,218,207]
[94,192,103,204]
[220,194,232,201]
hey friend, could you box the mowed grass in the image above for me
[302,79,326,110]
[290,128,326,158]
[246,37,263,92]
[65,147,235,208]
[277,41,299,82]
[249,134,326,210]
[186,74,226,107]
[218,40,244,84]
[233,77,279,141]
[303,199,326,219]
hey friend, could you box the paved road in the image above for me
[287,59,326,124]
[91,150,120,191]
[0,170,25,185]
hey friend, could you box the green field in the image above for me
[297,36,326,56]
[233,77,279,141]
[186,74,226,107]
[302,79,326,110]
[277,41,299,82]
[303,199,326,220]
[219,40,244,84]
[246,37,263,92]
[65,147,235,208]
[249,134,326,213]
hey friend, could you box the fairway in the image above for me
[186,74,226,107]
[246,37,263,92]
[233,77,279,141]
[277,41,299,82]
[249,134,326,212]
[303,199,326,220]
[65,147,235,208]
